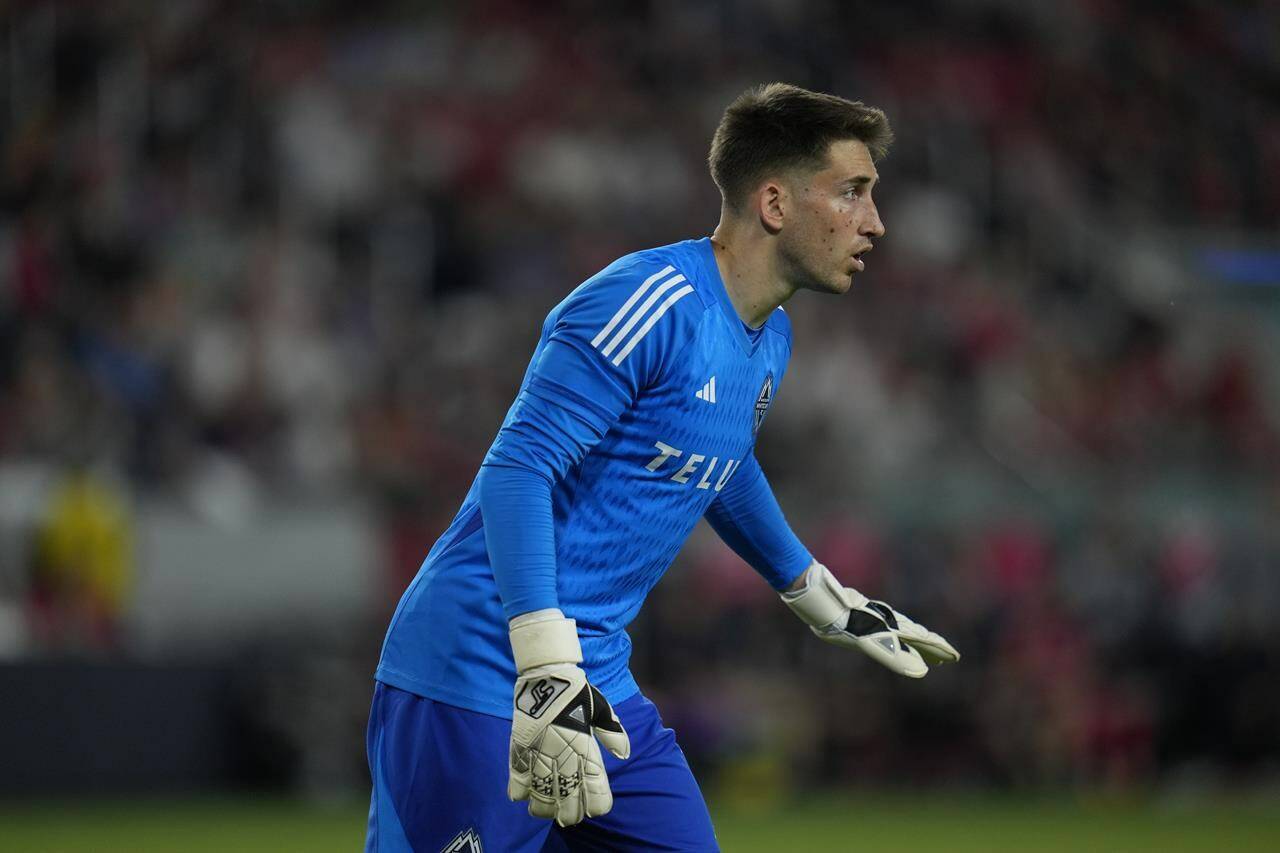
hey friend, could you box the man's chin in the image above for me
[823,274,854,294]
[797,267,855,295]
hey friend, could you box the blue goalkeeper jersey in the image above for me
[375,237,804,718]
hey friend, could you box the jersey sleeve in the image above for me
[523,261,699,428]
[704,454,813,590]
[480,260,700,620]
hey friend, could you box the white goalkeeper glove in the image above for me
[782,562,960,678]
[507,609,630,827]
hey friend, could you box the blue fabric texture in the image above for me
[478,463,560,619]
[704,454,813,590]
[365,684,719,852]
[376,237,799,717]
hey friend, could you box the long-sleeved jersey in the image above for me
[376,237,812,717]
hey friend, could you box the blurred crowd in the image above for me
[2,0,1279,793]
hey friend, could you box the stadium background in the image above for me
[2,0,1279,850]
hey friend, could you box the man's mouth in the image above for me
[851,248,870,272]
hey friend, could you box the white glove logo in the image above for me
[518,677,569,718]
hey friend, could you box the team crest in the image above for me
[753,373,774,436]
[442,827,483,853]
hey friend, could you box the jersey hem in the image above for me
[374,664,642,720]
[375,665,515,718]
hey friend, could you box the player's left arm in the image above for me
[705,455,959,677]
[703,454,812,589]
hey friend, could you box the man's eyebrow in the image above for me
[841,174,878,187]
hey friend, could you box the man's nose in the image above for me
[862,203,885,239]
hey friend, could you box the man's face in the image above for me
[777,138,885,294]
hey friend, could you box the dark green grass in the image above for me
[0,794,1277,852]
[714,794,1280,852]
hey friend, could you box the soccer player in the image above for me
[366,83,959,852]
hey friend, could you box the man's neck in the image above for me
[709,216,795,329]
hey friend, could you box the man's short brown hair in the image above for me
[708,83,893,211]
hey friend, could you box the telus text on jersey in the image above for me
[645,441,742,491]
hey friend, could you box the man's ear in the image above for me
[757,180,786,234]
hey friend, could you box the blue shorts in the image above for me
[365,682,719,852]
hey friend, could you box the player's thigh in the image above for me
[557,693,720,852]
[365,682,552,853]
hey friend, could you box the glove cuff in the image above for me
[781,562,865,629]
[509,608,583,672]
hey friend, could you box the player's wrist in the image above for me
[508,608,583,673]
[781,561,860,629]
[508,607,567,630]
[783,560,817,593]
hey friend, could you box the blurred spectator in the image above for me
[28,468,134,653]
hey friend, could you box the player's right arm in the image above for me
[476,260,696,825]
[481,261,694,619]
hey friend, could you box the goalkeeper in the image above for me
[367,83,958,853]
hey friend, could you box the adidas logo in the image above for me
[694,376,717,403]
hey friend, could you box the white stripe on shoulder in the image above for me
[612,284,695,366]
[590,265,675,348]
[599,272,687,358]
